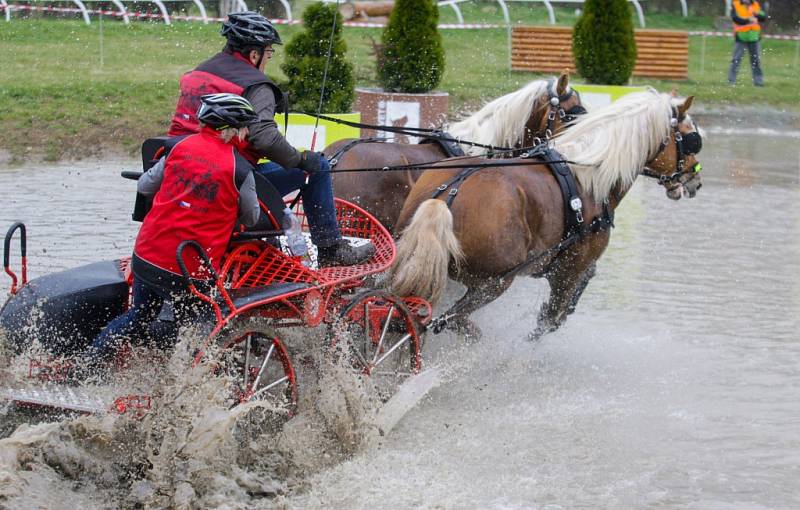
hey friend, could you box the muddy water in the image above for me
[1,127,800,508]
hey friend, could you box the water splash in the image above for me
[0,325,390,508]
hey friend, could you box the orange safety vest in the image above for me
[733,0,762,35]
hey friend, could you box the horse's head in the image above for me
[642,95,703,200]
[521,71,587,148]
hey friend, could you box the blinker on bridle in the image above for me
[642,106,703,186]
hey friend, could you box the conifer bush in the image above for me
[281,2,355,113]
[378,0,445,93]
[572,0,637,85]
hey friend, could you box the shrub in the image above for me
[377,0,445,93]
[572,0,637,85]
[281,2,355,113]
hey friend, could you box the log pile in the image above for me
[338,1,395,21]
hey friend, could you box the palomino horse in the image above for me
[325,73,585,232]
[390,89,703,340]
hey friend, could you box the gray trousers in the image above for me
[728,40,764,86]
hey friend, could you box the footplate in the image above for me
[2,385,112,414]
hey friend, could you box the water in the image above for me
[1,130,799,508]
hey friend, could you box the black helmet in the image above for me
[197,93,258,129]
[221,11,282,48]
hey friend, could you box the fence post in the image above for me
[794,38,799,68]
[99,12,104,67]
[700,34,706,75]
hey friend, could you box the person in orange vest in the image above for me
[728,0,766,86]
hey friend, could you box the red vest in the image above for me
[168,51,284,164]
[134,128,240,277]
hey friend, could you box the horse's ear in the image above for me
[556,71,570,95]
[677,95,695,116]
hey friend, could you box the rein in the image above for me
[296,111,512,154]
[300,84,587,160]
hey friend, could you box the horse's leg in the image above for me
[531,253,598,342]
[442,276,514,341]
[566,261,596,316]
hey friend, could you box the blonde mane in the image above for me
[447,79,551,155]
[552,89,682,202]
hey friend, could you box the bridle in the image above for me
[540,78,587,142]
[641,106,703,187]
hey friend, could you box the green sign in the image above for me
[274,113,361,152]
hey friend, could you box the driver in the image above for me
[168,10,374,267]
[87,94,261,368]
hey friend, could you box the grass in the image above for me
[1,13,798,161]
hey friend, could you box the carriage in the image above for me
[0,137,432,418]
[1,86,703,420]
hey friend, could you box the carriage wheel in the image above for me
[216,318,298,418]
[329,290,422,400]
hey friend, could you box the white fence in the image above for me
[1,0,292,24]
[0,1,772,26]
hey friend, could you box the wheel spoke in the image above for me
[363,302,370,361]
[350,341,370,369]
[243,334,252,389]
[251,375,289,400]
[251,341,276,392]
[374,332,411,367]
[372,305,395,365]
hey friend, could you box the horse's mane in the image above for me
[447,79,551,155]
[553,88,681,202]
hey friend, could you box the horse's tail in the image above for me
[389,199,464,305]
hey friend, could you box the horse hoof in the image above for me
[528,322,555,344]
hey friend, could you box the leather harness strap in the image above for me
[539,147,585,238]
[329,131,466,168]
[431,148,588,241]
[328,137,388,167]
[431,166,484,207]
[419,131,467,158]
[429,153,615,282]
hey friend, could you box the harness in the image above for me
[429,147,613,247]
[328,137,388,167]
[537,147,585,238]
[419,131,467,158]
[328,131,466,168]
[425,149,613,334]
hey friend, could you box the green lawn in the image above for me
[1,14,797,161]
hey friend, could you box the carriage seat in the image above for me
[224,282,310,311]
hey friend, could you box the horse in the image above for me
[389,89,704,341]
[324,72,585,233]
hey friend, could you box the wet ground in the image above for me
[1,125,799,508]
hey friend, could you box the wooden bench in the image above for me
[511,26,689,80]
